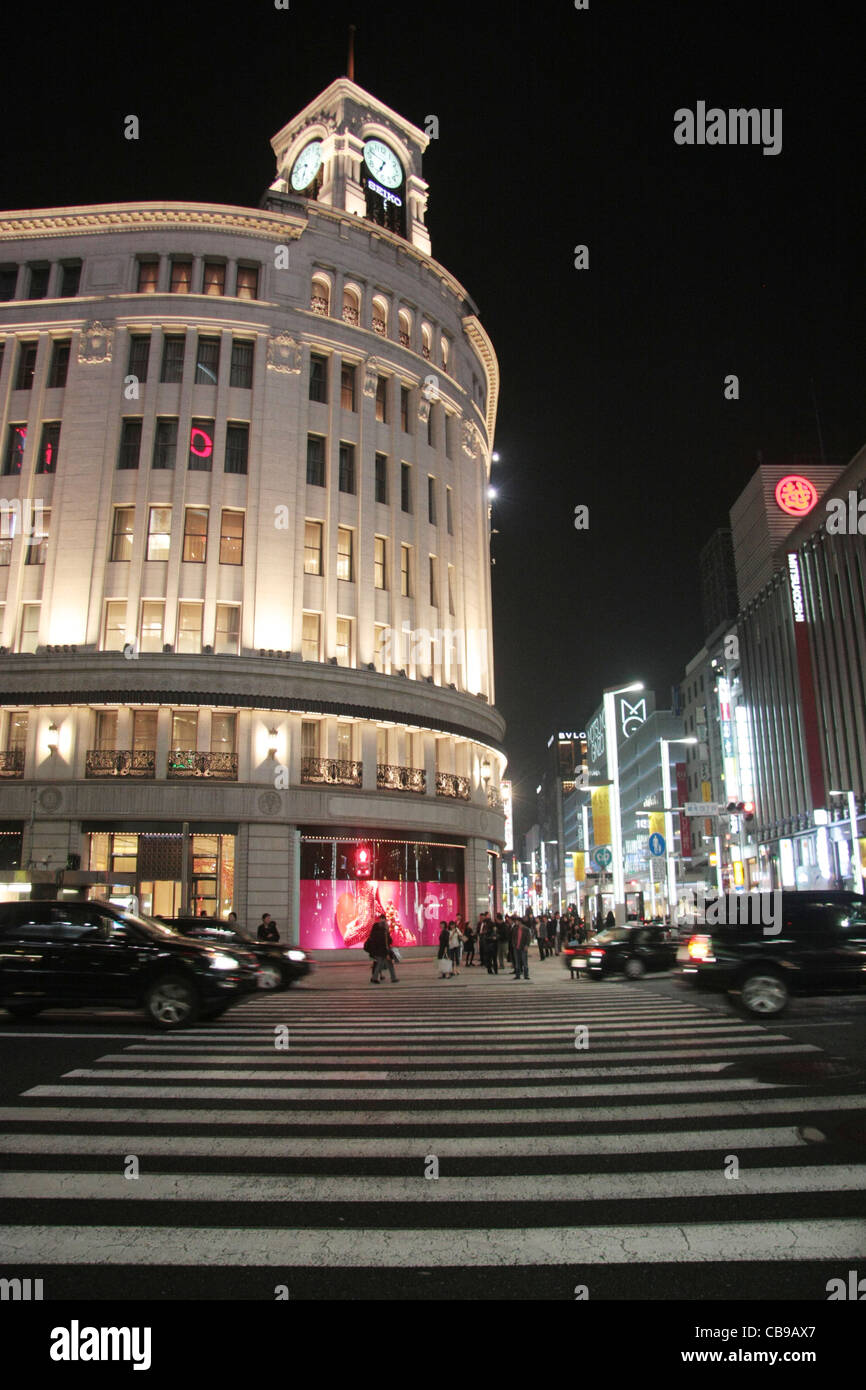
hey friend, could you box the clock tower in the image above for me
[264,77,432,256]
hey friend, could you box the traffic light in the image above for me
[726,800,755,824]
[355,845,372,879]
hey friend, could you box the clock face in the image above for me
[290,141,323,191]
[363,139,403,189]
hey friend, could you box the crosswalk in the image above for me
[1,968,865,1299]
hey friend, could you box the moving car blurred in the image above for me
[157,916,312,989]
[0,899,260,1027]
[564,924,679,980]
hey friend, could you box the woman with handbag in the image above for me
[448,920,462,975]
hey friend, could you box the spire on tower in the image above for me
[347,24,356,81]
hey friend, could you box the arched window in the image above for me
[398,309,412,350]
[440,336,450,371]
[372,296,388,337]
[342,285,360,327]
[311,276,330,316]
[421,324,432,361]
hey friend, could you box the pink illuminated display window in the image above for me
[299,879,463,951]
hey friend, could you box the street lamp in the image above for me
[660,736,697,924]
[602,681,643,925]
[829,790,863,894]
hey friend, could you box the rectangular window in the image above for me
[215,604,240,655]
[172,709,197,749]
[401,385,410,432]
[306,435,325,487]
[183,507,208,562]
[152,418,178,470]
[169,259,192,294]
[304,521,323,576]
[59,261,82,297]
[401,544,411,597]
[336,724,353,761]
[444,414,452,459]
[427,475,436,525]
[176,602,203,654]
[15,343,38,390]
[202,261,225,296]
[301,720,319,759]
[103,600,127,651]
[225,423,248,474]
[133,710,158,749]
[95,710,118,750]
[427,406,434,447]
[160,334,185,383]
[219,510,244,565]
[229,339,254,388]
[3,425,26,475]
[235,264,259,299]
[0,529,10,566]
[448,564,455,616]
[0,264,18,300]
[139,602,165,653]
[446,486,453,535]
[195,335,220,385]
[146,506,171,561]
[375,376,388,422]
[401,462,412,513]
[340,363,356,411]
[19,605,40,653]
[429,555,438,607]
[338,443,355,495]
[110,507,135,562]
[36,423,61,474]
[337,526,353,582]
[25,509,49,565]
[6,712,28,752]
[189,418,215,471]
[137,260,159,293]
[302,613,321,662]
[309,354,328,403]
[28,264,49,299]
[374,625,388,674]
[211,712,236,754]
[374,453,388,504]
[48,339,70,388]
[127,334,150,383]
[374,536,387,590]
[336,617,352,668]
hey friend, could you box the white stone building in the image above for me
[0,77,505,947]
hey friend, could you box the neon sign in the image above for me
[368,178,403,207]
[775,474,817,517]
[787,552,805,622]
[189,428,213,458]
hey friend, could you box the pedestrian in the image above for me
[437,920,450,961]
[448,919,462,974]
[537,915,547,961]
[463,921,476,966]
[605,910,615,930]
[366,914,397,983]
[258,913,279,942]
[496,913,509,971]
[480,918,499,974]
[510,916,532,980]
[227,911,238,926]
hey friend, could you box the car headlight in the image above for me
[209,953,241,971]
[284,950,306,962]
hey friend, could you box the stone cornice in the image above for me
[0,202,307,243]
[462,315,499,449]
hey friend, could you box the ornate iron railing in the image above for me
[436,772,471,800]
[166,750,238,780]
[86,749,156,778]
[372,317,386,336]
[422,345,431,360]
[342,306,359,326]
[399,331,410,348]
[486,785,504,809]
[301,757,362,787]
[310,295,329,315]
[0,749,25,778]
[377,763,426,793]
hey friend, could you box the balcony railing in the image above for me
[0,749,25,778]
[86,749,156,778]
[166,750,238,780]
[436,772,471,800]
[422,344,431,360]
[378,763,426,794]
[310,295,329,315]
[372,317,386,336]
[301,757,362,787]
[342,306,359,326]
[486,785,504,809]
[399,331,410,348]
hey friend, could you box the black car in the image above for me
[677,891,866,1015]
[564,925,679,980]
[0,899,261,1028]
[157,917,312,989]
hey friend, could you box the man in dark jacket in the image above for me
[257,913,279,942]
[510,917,532,980]
[366,915,397,983]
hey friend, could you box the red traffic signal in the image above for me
[741,801,755,823]
[356,845,372,878]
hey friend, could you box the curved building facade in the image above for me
[0,78,505,947]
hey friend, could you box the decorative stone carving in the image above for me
[461,418,481,458]
[266,333,302,374]
[78,321,113,364]
[37,786,63,812]
[363,358,380,397]
[418,397,431,424]
[257,790,283,817]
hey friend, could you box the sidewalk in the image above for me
[299,952,575,990]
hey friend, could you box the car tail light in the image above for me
[589,949,605,958]
[687,934,714,962]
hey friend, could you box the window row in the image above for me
[109,506,244,564]
[136,258,259,299]
[306,438,454,528]
[303,524,456,611]
[310,277,451,369]
[102,600,241,655]
[127,333,254,388]
[0,509,50,565]
[0,261,81,303]
[118,419,249,473]
[2,339,70,393]
[309,355,447,449]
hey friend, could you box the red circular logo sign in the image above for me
[775,474,817,517]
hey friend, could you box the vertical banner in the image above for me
[702,779,713,836]
[572,852,585,882]
[590,785,611,847]
[676,762,692,858]
[648,812,665,839]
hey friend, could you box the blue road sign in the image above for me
[648,832,666,857]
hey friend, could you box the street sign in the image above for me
[683,802,723,816]
[648,832,666,857]
[594,846,612,868]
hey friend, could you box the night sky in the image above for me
[3,1,863,838]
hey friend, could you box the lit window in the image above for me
[374,536,386,590]
[235,264,259,299]
[337,527,353,582]
[139,602,165,653]
[336,618,352,667]
[177,603,203,654]
[202,262,225,296]
[302,613,321,662]
[304,521,323,575]
[103,601,127,651]
[19,604,40,653]
[215,605,240,655]
[137,260,159,293]
[146,507,172,561]
[220,510,244,565]
[183,507,208,562]
[110,507,135,562]
[170,259,192,294]
[401,544,411,597]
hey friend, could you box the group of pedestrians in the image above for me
[434,909,602,981]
